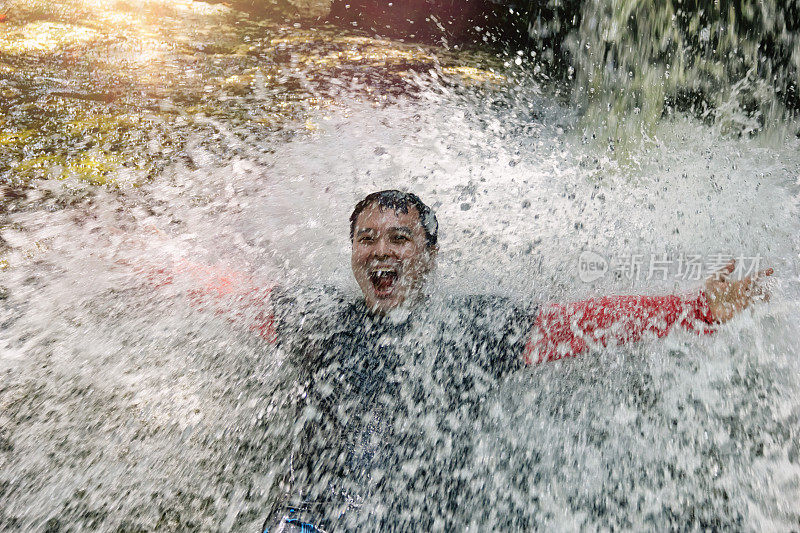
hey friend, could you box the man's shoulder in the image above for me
[269,285,361,367]
[426,293,533,377]
[270,284,357,332]
[440,293,534,318]
[430,293,535,345]
[271,284,351,308]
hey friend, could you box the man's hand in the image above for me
[704,260,773,323]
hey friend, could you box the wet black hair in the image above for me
[349,190,438,248]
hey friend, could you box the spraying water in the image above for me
[527,0,800,142]
[2,0,800,530]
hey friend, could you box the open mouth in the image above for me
[369,266,398,296]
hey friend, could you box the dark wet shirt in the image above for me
[269,287,533,529]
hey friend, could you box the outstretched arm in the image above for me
[523,292,714,364]
[133,259,278,343]
[523,260,772,364]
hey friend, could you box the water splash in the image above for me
[527,0,800,143]
[2,0,800,530]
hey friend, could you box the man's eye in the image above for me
[358,236,374,243]
[392,235,409,242]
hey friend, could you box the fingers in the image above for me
[713,259,736,281]
[750,267,774,302]
[713,263,773,284]
[746,267,774,286]
[706,263,774,323]
[728,266,774,309]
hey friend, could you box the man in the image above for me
[139,190,771,531]
[350,190,772,357]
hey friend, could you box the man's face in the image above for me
[351,203,436,314]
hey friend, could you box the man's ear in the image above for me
[425,245,439,267]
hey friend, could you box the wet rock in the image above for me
[328,0,523,45]
[207,0,330,19]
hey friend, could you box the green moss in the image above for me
[70,154,119,185]
[16,155,67,180]
[0,130,35,145]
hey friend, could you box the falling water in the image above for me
[1,0,800,530]
[527,0,800,143]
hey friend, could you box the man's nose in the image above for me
[373,236,394,257]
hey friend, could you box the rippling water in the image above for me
[2,1,800,531]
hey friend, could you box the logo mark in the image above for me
[578,250,608,283]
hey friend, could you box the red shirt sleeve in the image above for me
[135,260,278,343]
[523,292,716,364]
